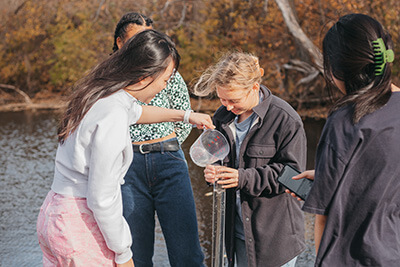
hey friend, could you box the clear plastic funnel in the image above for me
[189,129,230,167]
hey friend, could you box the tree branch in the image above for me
[161,0,171,16]
[283,59,320,86]
[264,0,269,13]
[0,84,32,104]
[94,0,106,21]
[176,3,187,28]
[14,0,29,15]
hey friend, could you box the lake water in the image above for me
[0,110,325,266]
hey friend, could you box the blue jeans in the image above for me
[121,140,204,267]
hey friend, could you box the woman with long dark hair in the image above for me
[301,14,400,266]
[112,13,205,266]
[36,29,213,267]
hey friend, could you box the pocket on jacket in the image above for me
[245,145,276,166]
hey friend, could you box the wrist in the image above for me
[183,109,193,123]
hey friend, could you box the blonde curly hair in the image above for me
[193,52,262,97]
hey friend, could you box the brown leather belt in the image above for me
[133,139,180,154]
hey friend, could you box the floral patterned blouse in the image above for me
[129,71,192,144]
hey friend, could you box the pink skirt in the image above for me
[37,190,116,266]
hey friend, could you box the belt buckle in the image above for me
[139,144,151,154]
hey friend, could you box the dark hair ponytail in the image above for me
[112,12,153,52]
[323,13,394,123]
[58,29,180,143]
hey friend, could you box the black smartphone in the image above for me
[277,164,313,201]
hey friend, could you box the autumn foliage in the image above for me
[1,0,399,111]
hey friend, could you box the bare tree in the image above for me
[274,0,323,72]
[265,0,326,108]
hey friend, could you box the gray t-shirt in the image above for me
[234,91,262,240]
[303,92,400,266]
[234,112,257,240]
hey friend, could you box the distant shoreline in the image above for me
[0,95,328,120]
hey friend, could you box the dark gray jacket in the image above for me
[213,86,306,267]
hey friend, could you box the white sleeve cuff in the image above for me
[115,249,133,265]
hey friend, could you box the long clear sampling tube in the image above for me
[211,177,226,267]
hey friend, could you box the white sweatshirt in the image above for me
[51,90,142,264]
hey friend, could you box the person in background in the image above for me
[301,13,400,266]
[112,12,205,266]
[36,30,213,267]
[193,51,307,267]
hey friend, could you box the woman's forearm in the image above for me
[138,106,214,129]
[138,106,184,124]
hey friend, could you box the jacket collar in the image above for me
[213,85,272,125]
